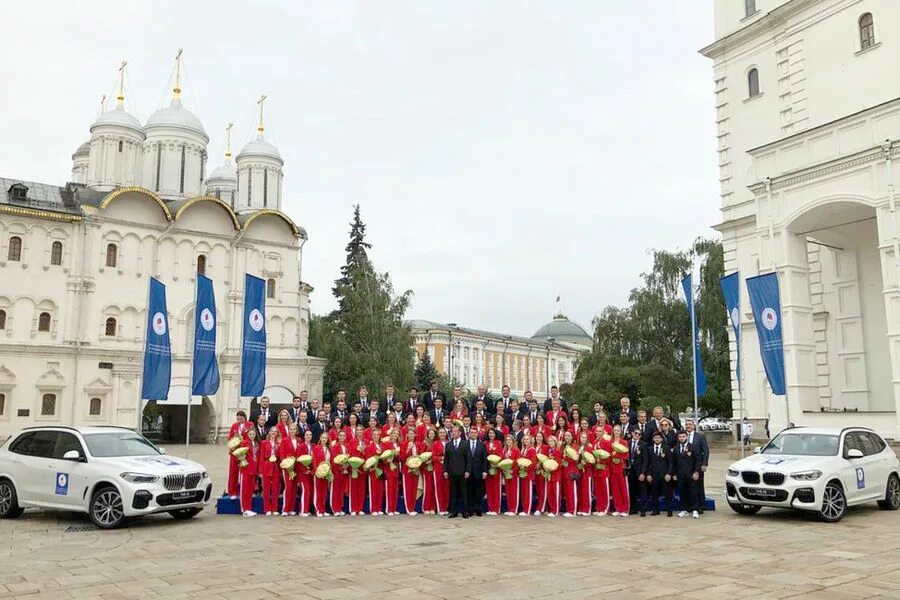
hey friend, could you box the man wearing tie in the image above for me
[684,419,709,513]
[470,384,491,414]
[673,430,701,518]
[430,397,446,425]
[290,396,305,425]
[425,380,443,412]
[526,397,539,426]
[295,411,310,440]
[498,385,513,414]
[330,398,349,424]
[405,387,421,416]
[465,427,488,517]
[627,427,645,515]
[250,396,277,428]
[619,396,638,426]
[443,426,471,519]
[383,384,397,412]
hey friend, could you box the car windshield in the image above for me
[762,432,839,456]
[83,432,161,457]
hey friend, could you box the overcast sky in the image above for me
[1,1,719,338]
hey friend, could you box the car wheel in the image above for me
[727,501,761,516]
[90,485,126,529]
[877,473,900,511]
[0,479,24,519]
[169,507,203,520]
[818,481,846,523]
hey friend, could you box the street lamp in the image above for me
[546,337,555,397]
[447,323,457,380]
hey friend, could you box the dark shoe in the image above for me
[462,513,470,519]
[699,509,705,514]
[448,513,458,519]
[640,512,646,517]
[651,510,660,516]
[667,511,673,517]
[475,511,483,517]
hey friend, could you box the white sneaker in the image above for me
[562,513,574,518]
[486,511,497,516]
[620,512,628,518]
[678,511,688,518]
[504,512,516,516]
[439,511,448,516]
[518,512,529,517]
[300,513,309,517]
[547,513,557,518]
[692,511,699,519]
[242,510,256,517]
[611,512,620,517]
[265,511,273,516]
[534,511,542,516]
[408,512,417,517]
[595,512,607,517]
[229,495,238,500]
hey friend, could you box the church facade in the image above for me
[0,61,325,441]
[702,0,900,438]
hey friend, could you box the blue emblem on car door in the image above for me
[55,472,69,496]
[856,467,865,489]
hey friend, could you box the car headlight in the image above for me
[727,468,739,477]
[789,470,822,481]
[120,472,159,484]
[202,471,209,480]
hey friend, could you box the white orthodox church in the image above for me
[702,0,900,439]
[0,57,325,441]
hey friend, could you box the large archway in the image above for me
[141,389,217,443]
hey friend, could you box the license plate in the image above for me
[172,491,195,501]
[748,487,776,497]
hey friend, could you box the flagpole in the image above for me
[186,277,198,458]
[138,278,152,434]
[737,314,745,459]
[690,276,699,423]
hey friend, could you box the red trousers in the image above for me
[579,473,593,513]
[519,478,534,514]
[385,477,399,513]
[485,473,502,513]
[610,471,628,513]
[422,470,437,512]
[547,480,561,514]
[436,470,449,513]
[282,471,297,513]
[330,474,347,514]
[227,456,240,496]
[563,478,578,514]
[349,473,366,514]
[401,472,419,513]
[297,474,312,514]
[535,477,547,513]
[261,475,279,514]
[368,473,385,513]
[504,477,519,513]
[239,472,257,513]
[313,477,328,515]
[593,472,610,513]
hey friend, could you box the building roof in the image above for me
[145,98,207,140]
[0,177,81,217]
[237,136,283,163]
[407,319,577,351]
[531,314,592,343]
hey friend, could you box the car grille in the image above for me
[739,487,788,502]
[184,473,202,489]
[163,474,185,491]
[156,490,205,507]
[741,471,760,484]
[763,472,785,486]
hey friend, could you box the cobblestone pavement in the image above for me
[1,444,899,600]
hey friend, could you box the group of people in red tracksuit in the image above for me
[224,384,706,519]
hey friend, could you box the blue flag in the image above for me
[720,272,741,394]
[192,275,220,396]
[681,274,707,397]
[746,272,786,395]
[240,274,266,396]
[141,277,171,400]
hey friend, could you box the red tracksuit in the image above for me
[366,441,386,514]
[610,439,630,513]
[276,422,290,441]
[546,447,562,515]
[579,443,595,514]
[484,440,503,514]
[295,442,315,515]
[279,437,301,514]
[331,443,350,515]
[227,421,250,497]
[593,437,612,514]
[502,446,520,513]
[429,440,447,513]
[534,443,549,513]
[259,439,281,514]
[312,445,331,515]
[562,445,580,514]
[421,442,437,513]
[519,446,538,514]
[238,439,260,513]
[384,442,401,514]
[349,439,368,514]
[400,440,424,514]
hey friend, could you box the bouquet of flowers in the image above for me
[315,462,333,481]
[419,451,434,472]
[227,435,243,451]
[452,419,464,428]
[516,457,532,478]
[381,436,392,444]
[542,458,559,480]
[487,454,501,475]
[593,449,611,460]
[348,456,365,479]
[581,451,596,465]
[405,456,423,476]
[334,453,350,475]
[297,454,313,467]
[563,446,579,468]
[601,433,612,442]
[280,456,297,479]
[231,446,249,468]
[536,453,549,465]
[498,458,515,480]
[611,442,628,465]
[380,448,397,471]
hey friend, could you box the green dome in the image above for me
[532,314,591,343]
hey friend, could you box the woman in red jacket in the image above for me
[381,412,400,442]
[592,413,613,444]
[416,414,434,444]
[483,427,503,515]
[226,411,250,499]
[346,413,361,439]
[534,413,551,443]
[553,414,569,439]
[365,434,386,515]
[364,417,381,444]
[432,427,449,515]
[259,427,281,516]
[312,433,331,517]
[328,417,347,446]
[533,431,548,515]
[519,435,538,516]
[400,414,417,443]
[400,428,423,515]
[384,429,402,515]
[275,409,291,441]
[330,430,351,516]
[421,428,438,514]
[296,429,315,517]
[609,423,630,517]
[349,425,368,515]
[577,431,594,516]
[545,436,562,517]
[560,430,579,518]
[239,427,261,516]
[279,423,302,516]
[492,413,508,441]
[501,435,520,516]
[449,399,468,423]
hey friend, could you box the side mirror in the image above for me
[753,446,762,454]
[846,448,863,459]
[62,450,85,462]
[158,447,167,455]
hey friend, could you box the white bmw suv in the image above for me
[725,427,899,522]
[0,426,212,529]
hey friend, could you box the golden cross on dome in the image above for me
[99,94,107,117]
[257,94,267,135]
[117,61,127,104]
[173,48,183,99]
[225,123,234,159]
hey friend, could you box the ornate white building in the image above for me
[702,0,900,438]
[0,60,325,441]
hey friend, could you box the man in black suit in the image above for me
[252,413,269,442]
[330,398,350,424]
[542,385,568,413]
[636,410,652,443]
[684,419,709,513]
[469,384,492,414]
[405,387,423,416]
[673,430,701,518]
[424,381,443,412]
[361,399,385,427]
[618,396,638,426]
[524,398,540,427]
[295,410,310,440]
[443,426,470,518]
[587,401,606,427]
[497,385,514,414]
[465,427,488,517]
[311,410,330,444]
[288,395,307,425]
[640,430,673,517]
[430,397,446,425]
[382,384,399,413]
[626,427,645,514]
[250,396,277,428]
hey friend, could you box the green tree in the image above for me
[415,350,439,391]
[313,205,415,403]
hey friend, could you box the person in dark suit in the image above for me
[640,430,673,516]
[497,385,514,414]
[249,396,278,428]
[430,397,446,426]
[310,410,330,444]
[673,430,701,518]
[636,410,652,443]
[404,387,423,416]
[382,384,399,413]
[252,413,270,443]
[618,396,638,426]
[330,398,350,424]
[542,385,568,413]
[465,427,488,517]
[361,399,386,427]
[443,426,470,518]
[587,401,606,427]
[470,384,492,415]
[626,427,645,514]
[424,381,444,412]
[684,419,709,513]
[295,411,311,440]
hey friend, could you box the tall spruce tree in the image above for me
[415,350,439,391]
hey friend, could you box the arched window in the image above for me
[8,236,22,261]
[105,243,118,268]
[38,312,51,332]
[50,241,63,266]
[105,317,117,337]
[747,68,760,98]
[41,393,56,416]
[0,393,5,416]
[266,278,276,299]
[89,397,102,416]
[859,13,875,50]
[744,0,756,17]
[118,140,123,153]
[0,309,6,330]
[197,254,207,276]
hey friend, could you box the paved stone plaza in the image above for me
[1,444,899,600]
